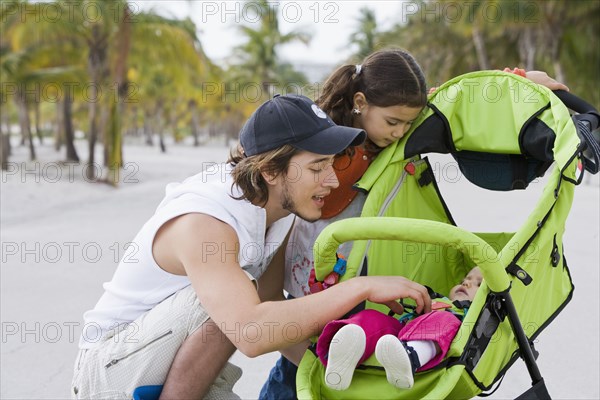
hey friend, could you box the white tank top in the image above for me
[284,192,366,298]
[80,163,294,348]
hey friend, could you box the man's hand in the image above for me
[360,276,432,315]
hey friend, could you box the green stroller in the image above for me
[296,71,600,399]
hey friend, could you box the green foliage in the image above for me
[349,7,380,61]
[378,0,599,107]
[2,0,597,177]
[231,0,311,97]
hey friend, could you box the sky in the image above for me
[136,1,405,66]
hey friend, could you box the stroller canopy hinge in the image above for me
[506,263,533,286]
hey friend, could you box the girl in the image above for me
[285,50,427,299]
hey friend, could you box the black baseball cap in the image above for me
[240,94,366,156]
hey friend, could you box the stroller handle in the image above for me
[554,90,600,174]
[553,89,599,117]
[313,217,511,293]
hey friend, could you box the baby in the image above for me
[317,267,483,390]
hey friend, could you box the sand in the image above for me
[1,137,598,399]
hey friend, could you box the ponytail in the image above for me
[317,49,427,128]
[316,65,358,127]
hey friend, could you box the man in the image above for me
[72,94,431,399]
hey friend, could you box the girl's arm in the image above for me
[523,70,569,91]
[429,69,569,94]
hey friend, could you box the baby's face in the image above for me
[449,267,483,302]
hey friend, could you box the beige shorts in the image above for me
[71,285,242,399]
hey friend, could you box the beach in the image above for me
[1,138,598,399]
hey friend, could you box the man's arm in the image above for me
[256,231,289,303]
[256,232,311,365]
[167,213,431,358]
[154,215,239,400]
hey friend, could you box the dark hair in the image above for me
[316,49,427,129]
[228,144,301,205]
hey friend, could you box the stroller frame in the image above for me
[297,71,599,399]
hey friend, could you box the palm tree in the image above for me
[217,0,312,141]
[1,1,36,161]
[378,1,476,85]
[349,7,379,61]
[1,1,85,162]
[1,1,217,178]
[233,0,311,96]
[128,14,210,153]
[0,1,22,167]
[104,2,132,185]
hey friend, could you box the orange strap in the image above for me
[321,147,375,219]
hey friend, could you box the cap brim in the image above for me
[292,126,366,155]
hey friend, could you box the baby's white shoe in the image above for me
[324,324,366,391]
[375,334,418,389]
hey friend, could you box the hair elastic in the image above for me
[355,64,362,75]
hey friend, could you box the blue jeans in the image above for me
[258,355,298,400]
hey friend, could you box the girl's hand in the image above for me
[525,71,570,92]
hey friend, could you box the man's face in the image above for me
[278,151,340,222]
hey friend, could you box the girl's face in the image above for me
[353,95,423,148]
